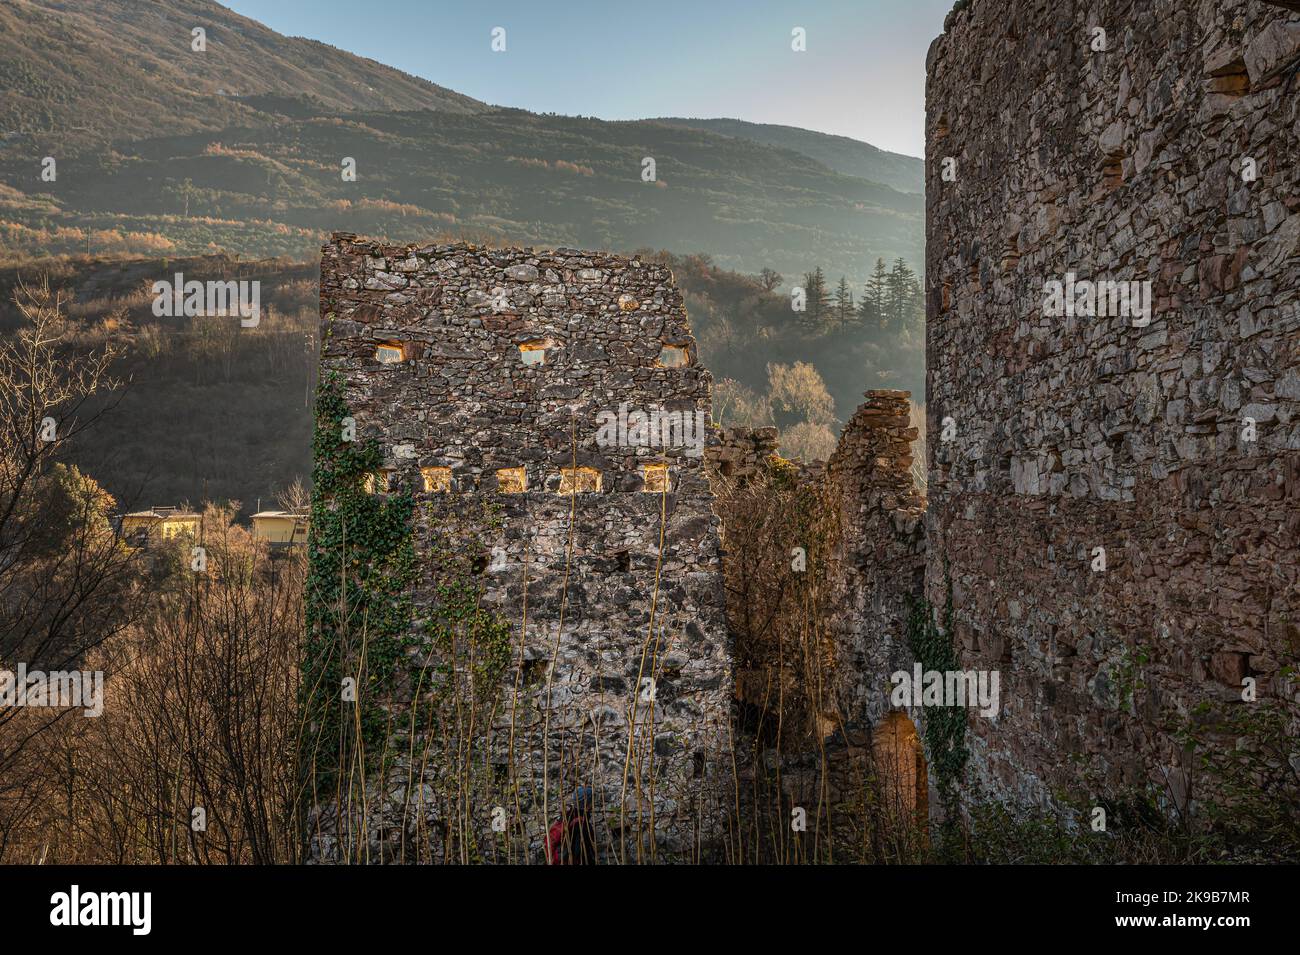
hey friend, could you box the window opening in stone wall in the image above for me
[374,341,405,364]
[496,467,527,494]
[642,462,670,493]
[1206,55,1250,97]
[1101,150,1124,190]
[1002,232,1021,270]
[657,344,689,368]
[365,468,396,494]
[421,466,452,493]
[557,466,601,494]
[519,341,547,366]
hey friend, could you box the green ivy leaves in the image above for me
[302,373,417,790]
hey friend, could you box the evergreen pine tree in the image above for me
[800,267,831,331]
[833,275,853,329]
[885,258,920,331]
[860,257,889,330]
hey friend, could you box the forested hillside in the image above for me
[0,101,923,284]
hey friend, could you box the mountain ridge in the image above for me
[0,0,485,149]
[649,117,924,194]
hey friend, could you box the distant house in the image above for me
[251,509,309,547]
[119,507,201,544]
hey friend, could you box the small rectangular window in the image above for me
[641,463,670,493]
[557,466,601,494]
[519,341,547,366]
[375,342,405,364]
[421,466,452,493]
[656,345,688,368]
[1101,151,1124,190]
[496,467,527,494]
[1205,56,1249,97]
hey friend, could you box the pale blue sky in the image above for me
[220,0,951,157]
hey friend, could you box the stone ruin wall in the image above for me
[710,395,924,734]
[315,222,935,861]
[823,392,927,737]
[311,1,1300,859]
[708,395,928,815]
[319,235,732,860]
[925,0,1300,811]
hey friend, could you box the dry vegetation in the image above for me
[711,458,930,862]
[0,279,306,862]
[0,254,321,516]
[4,512,305,864]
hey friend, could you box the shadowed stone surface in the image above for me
[925,0,1299,810]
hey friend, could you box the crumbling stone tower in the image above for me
[317,234,731,861]
[926,0,1299,811]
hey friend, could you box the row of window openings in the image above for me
[374,341,689,368]
[365,464,671,495]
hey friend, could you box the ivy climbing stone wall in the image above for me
[925,0,1300,811]
[316,234,731,862]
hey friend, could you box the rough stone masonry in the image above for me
[925,0,1300,810]
[311,0,1300,859]
[318,235,732,861]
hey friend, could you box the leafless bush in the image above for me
[0,277,140,854]
[0,279,305,863]
[2,507,305,863]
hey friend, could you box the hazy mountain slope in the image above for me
[3,105,924,284]
[651,117,923,193]
[0,0,484,149]
[0,1,923,284]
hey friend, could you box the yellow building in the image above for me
[251,509,309,546]
[120,507,201,543]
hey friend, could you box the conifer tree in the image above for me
[860,257,889,330]
[832,275,854,329]
[885,258,920,331]
[800,266,831,331]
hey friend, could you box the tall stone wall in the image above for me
[314,233,933,862]
[926,0,1300,810]
[824,391,927,734]
[317,234,731,861]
